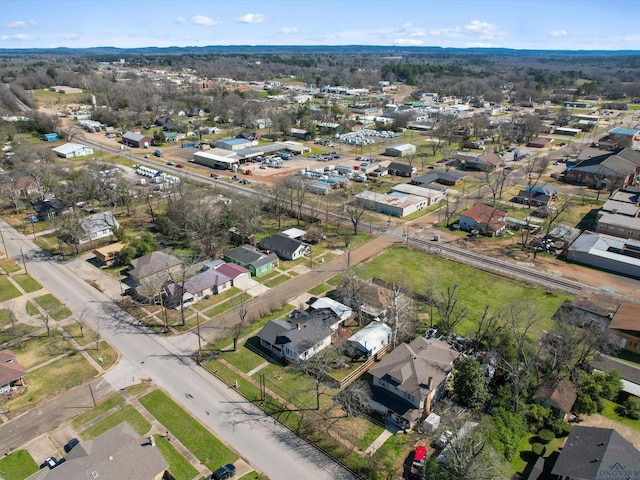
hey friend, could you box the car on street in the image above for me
[41,457,58,470]
[176,164,185,168]
[210,464,236,480]
[167,161,175,166]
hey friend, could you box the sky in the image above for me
[1,0,639,51]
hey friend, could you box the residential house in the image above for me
[93,242,125,267]
[462,152,503,172]
[532,377,577,420]
[567,232,640,279]
[514,183,558,207]
[257,302,349,362]
[550,426,640,480]
[0,349,26,396]
[258,233,310,261]
[527,137,554,148]
[307,297,353,323]
[74,211,119,245]
[386,162,417,177]
[608,301,640,354]
[127,251,182,292]
[51,143,94,158]
[328,277,412,324]
[346,321,392,358]
[163,268,232,307]
[212,262,252,289]
[223,245,278,276]
[368,337,460,429]
[121,132,152,148]
[26,422,169,480]
[567,288,621,324]
[32,198,72,221]
[458,203,507,236]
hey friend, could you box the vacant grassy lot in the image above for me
[80,405,151,440]
[0,277,21,302]
[357,246,572,335]
[33,293,63,312]
[0,450,39,480]
[84,341,118,369]
[12,274,42,292]
[71,392,125,429]
[154,435,199,480]
[25,300,39,316]
[6,353,98,413]
[140,389,237,471]
[12,330,74,369]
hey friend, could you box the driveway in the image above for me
[579,414,640,450]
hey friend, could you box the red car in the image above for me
[413,446,426,467]
[176,164,185,169]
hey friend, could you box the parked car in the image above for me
[41,457,58,470]
[64,438,79,453]
[240,179,251,185]
[210,464,236,480]
[166,161,175,166]
[176,164,185,169]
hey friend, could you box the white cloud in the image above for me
[7,20,36,29]
[192,15,222,26]
[57,33,81,41]
[394,38,424,46]
[549,30,568,38]
[236,13,268,24]
[176,16,186,24]
[390,19,504,42]
[279,27,298,35]
[0,33,33,41]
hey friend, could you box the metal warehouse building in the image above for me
[385,143,417,157]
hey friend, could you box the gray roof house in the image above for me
[257,304,348,362]
[551,426,640,480]
[0,349,26,395]
[26,422,168,480]
[223,245,279,276]
[258,233,310,261]
[127,251,182,290]
[368,337,460,429]
[76,211,120,245]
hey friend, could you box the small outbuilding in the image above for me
[346,321,392,358]
[385,144,417,157]
[52,143,94,158]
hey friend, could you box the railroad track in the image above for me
[409,236,585,295]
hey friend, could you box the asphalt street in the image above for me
[0,219,359,480]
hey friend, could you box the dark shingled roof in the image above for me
[224,245,278,269]
[258,233,309,260]
[551,426,640,480]
[26,422,168,480]
[532,377,577,414]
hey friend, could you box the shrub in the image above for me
[548,418,567,437]
[616,397,640,420]
[560,422,573,437]
[538,429,555,444]
[531,443,545,456]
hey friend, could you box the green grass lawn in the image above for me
[71,392,125,429]
[33,293,63,311]
[80,405,151,440]
[0,450,39,480]
[357,246,572,336]
[219,336,268,373]
[204,294,243,319]
[25,300,39,316]
[13,330,75,369]
[6,353,98,414]
[309,283,331,296]
[11,274,42,292]
[154,435,199,480]
[239,473,269,480]
[140,389,237,471]
[0,258,21,274]
[84,341,119,370]
[264,274,290,288]
[0,277,21,302]
[600,399,640,431]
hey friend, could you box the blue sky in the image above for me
[1,0,638,50]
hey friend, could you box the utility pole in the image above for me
[20,246,28,274]
[196,311,202,363]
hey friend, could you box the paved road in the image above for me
[0,219,358,480]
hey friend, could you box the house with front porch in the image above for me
[0,349,26,396]
[368,337,460,429]
[163,268,232,308]
[223,245,278,276]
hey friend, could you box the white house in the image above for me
[52,143,94,158]
[76,211,119,245]
[347,322,392,357]
[164,268,232,307]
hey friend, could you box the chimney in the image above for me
[148,436,155,446]
[428,377,433,389]
[296,323,301,330]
